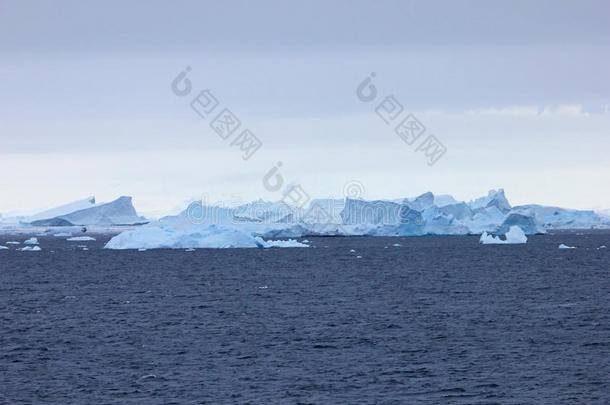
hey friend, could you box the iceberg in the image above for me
[53,232,72,237]
[509,205,609,230]
[5,188,607,249]
[105,224,265,249]
[23,237,38,245]
[468,189,511,213]
[19,246,41,251]
[29,196,148,227]
[479,226,527,244]
[497,213,545,235]
[24,197,96,222]
[66,236,96,242]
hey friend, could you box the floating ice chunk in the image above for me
[23,237,38,245]
[0,245,8,250]
[257,237,309,248]
[598,245,607,249]
[350,249,356,253]
[19,246,41,251]
[392,243,401,247]
[558,244,576,249]
[67,236,96,241]
[302,239,309,243]
[6,241,20,245]
[185,248,195,252]
[105,224,265,249]
[479,226,527,244]
[54,232,72,237]
[356,255,362,258]
[138,248,147,252]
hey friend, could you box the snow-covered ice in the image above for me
[105,224,265,249]
[54,232,72,237]
[19,246,41,251]
[479,226,527,244]
[23,237,38,245]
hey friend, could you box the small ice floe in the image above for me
[6,241,20,245]
[598,245,607,249]
[258,286,268,289]
[479,226,527,245]
[19,246,41,251]
[81,247,89,251]
[140,374,156,380]
[259,238,309,248]
[392,243,401,247]
[185,248,195,252]
[356,255,362,258]
[54,232,72,237]
[558,244,576,249]
[349,249,356,253]
[23,237,39,245]
[67,236,96,242]
[302,239,309,243]
[0,245,9,250]
[138,248,147,252]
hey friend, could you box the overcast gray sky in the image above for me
[1,0,609,215]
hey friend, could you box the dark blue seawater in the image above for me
[1,232,608,404]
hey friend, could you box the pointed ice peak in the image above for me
[407,191,435,211]
[469,189,511,213]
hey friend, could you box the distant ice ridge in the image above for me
[479,226,527,244]
[0,196,148,227]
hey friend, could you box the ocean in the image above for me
[1,231,608,404]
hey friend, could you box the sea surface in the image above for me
[0,231,608,404]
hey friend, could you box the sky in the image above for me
[1,0,609,217]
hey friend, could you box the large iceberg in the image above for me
[4,188,609,250]
[24,197,96,222]
[105,224,263,249]
[509,205,607,230]
[28,196,148,227]
[104,223,309,250]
